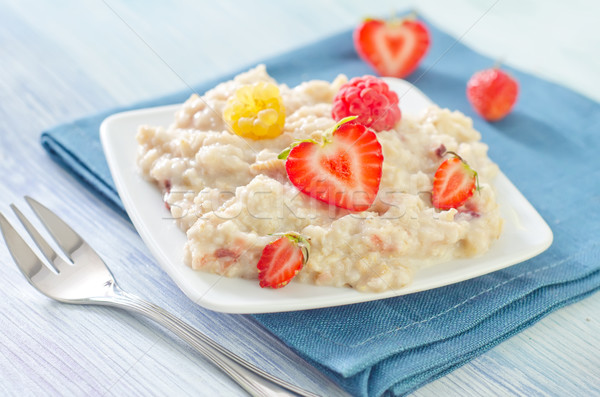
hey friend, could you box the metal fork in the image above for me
[0,197,335,397]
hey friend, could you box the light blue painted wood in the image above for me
[0,1,598,396]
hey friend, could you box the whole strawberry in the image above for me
[257,233,310,289]
[354,16,430,78]
[467,68,519,121]
[332,75,401,132]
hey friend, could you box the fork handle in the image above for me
[94,290,318,397]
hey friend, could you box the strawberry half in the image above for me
[431,154,478,210]
[354,17,430,78]
[280,118,383,212]
[257,233,310,289]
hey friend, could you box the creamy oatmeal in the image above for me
[136,65,502,292]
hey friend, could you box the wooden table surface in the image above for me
[1,1,598,396]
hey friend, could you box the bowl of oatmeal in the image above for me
[101,65,552,313]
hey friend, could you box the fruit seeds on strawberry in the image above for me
[431,153,478,210]
[279,117,384,212]
[354,16,430,78]
[257,232,310,289]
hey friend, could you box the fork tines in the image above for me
[0,197,84,296]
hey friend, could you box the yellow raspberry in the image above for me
[223,82,286,140]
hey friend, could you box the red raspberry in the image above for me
[332,75,401,132]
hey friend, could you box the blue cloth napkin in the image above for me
[41,16,600,397]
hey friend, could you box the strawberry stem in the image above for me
[387,10,417,26]
[277,138,317,160]
[405,11,418,21]
[270,232,311,263]
[442,150,465,162]
[443,150,480,192]
[277,147,292,160]
[278,117,358,160]
[334,115,358,130]
[492,59,505,69]
[322,115,358,143]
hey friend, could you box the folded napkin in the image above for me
[41,15,600,397]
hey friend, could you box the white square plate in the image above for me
[100,78,553,313]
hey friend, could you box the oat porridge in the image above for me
[136,65,503,292]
